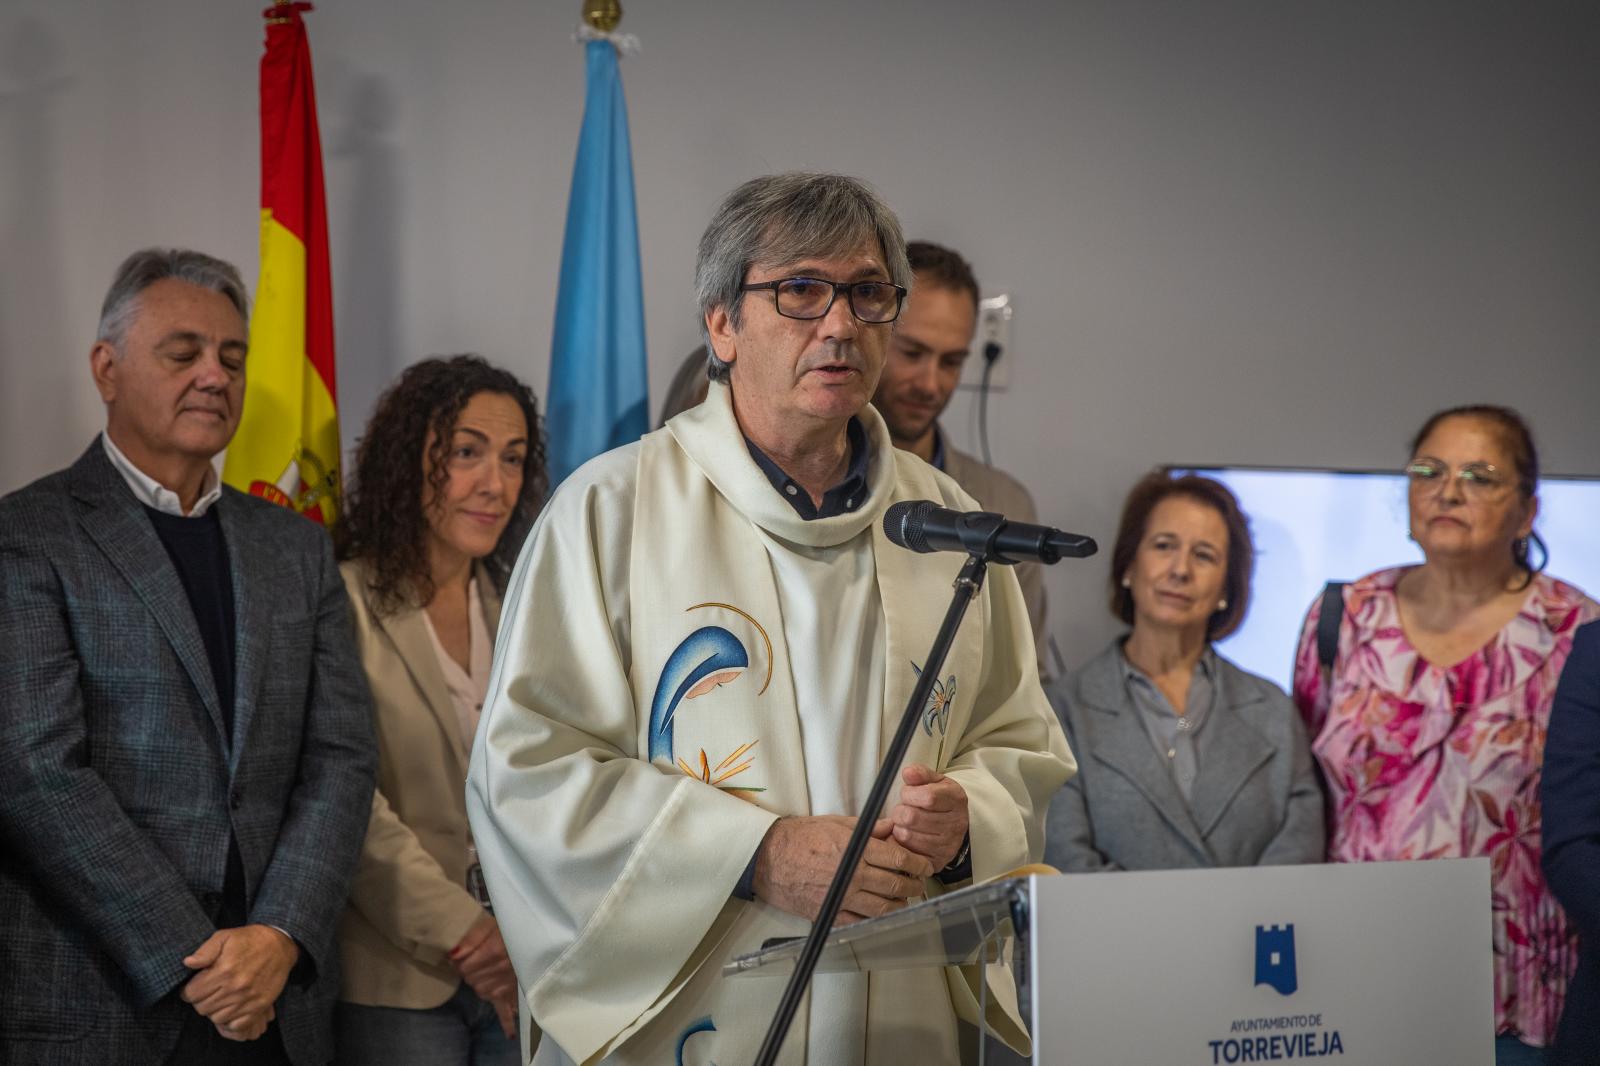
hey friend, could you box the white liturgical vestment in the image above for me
[466,381,1074,1065]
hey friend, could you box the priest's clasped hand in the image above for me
[889,764,970,872]
[751,814,935,925]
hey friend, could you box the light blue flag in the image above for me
[547,39,649,487]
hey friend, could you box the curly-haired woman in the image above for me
[332,355,546,1065]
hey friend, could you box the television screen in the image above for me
[1176,467,1600,693]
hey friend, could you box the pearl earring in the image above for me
[1121,575,1132,589]
[1217,599,1228,611]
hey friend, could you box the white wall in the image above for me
[3,0,1597,669]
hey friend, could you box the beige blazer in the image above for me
[941,439,1050,676]
[337,558,502,1008]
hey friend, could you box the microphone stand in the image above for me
[752,538,1000,1066]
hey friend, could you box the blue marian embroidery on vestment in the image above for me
[648,626,749,762]
[649,604,775,796]
[676,1015,717,1065]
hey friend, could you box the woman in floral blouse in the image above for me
[1292,404,1599,1065]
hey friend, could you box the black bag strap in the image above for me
[1317,581,1348,671]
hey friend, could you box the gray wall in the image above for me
[3,0,1597,668]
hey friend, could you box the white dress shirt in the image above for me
[101,432,222,518]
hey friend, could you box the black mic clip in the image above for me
[944,510,1015,565]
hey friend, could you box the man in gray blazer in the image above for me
[0,249,376,1065]
[869,240,1050,674]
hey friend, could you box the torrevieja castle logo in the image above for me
[1255,924,1298,996]
[1203,923,1345,1063]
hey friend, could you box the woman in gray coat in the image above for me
[1044,471,1324,870]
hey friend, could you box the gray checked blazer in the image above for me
[0,442,377,1065]
[1043,640,1325,871]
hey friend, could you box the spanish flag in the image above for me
[224,1,340,525]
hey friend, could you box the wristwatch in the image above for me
[941,834,971,875]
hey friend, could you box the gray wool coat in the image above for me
[1043,640,1325,871]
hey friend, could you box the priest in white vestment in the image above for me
[466,172,1076,1066]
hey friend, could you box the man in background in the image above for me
[0,248,376,1065]
[871,240,1051,674]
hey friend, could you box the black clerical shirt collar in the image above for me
[743,417,871,521]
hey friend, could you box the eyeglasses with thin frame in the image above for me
[1404,457,1513,498]
[740,276,907,323]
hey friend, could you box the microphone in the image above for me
[883,499,1097,565]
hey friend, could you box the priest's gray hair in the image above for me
[694,172,912,383]
[97,248,250,353]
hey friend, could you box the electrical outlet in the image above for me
[960,292,1012,391]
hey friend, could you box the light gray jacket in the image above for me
[1043,640,1325,871]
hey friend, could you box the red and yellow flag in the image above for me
[224,1,340,525]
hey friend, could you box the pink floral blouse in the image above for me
[1293,567,1600,1047]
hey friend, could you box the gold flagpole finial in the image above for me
[582,0,622,33]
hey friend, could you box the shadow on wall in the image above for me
[328,70,403,469]
[0,17,78,494]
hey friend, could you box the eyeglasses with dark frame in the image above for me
[740,276,907,323]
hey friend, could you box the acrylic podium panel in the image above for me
[728,859,1493,1065]
[723,876,1026,979]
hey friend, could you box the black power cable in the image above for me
[977,338,1001,467]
